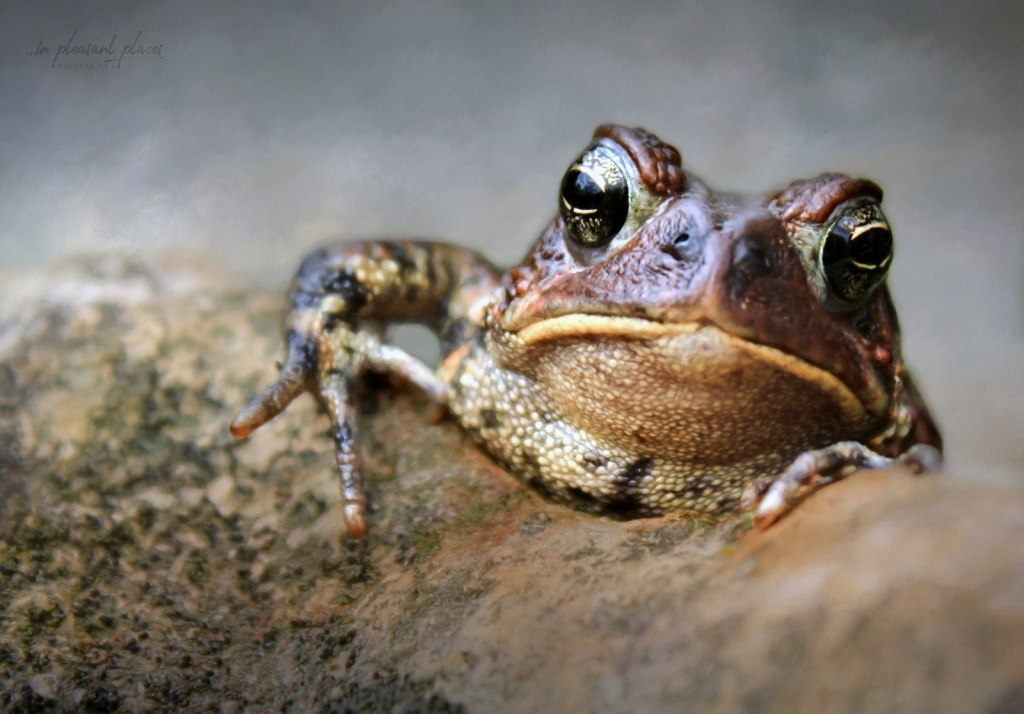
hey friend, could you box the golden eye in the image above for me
[559,149,628,248]
[819,205,893,308]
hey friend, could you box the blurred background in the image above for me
[1,0,1021,486]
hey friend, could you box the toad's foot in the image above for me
[740,441,942,529]
[231,324,449,539]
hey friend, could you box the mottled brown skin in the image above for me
[232,125,942,539]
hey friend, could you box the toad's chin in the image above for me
[508,314,874,460]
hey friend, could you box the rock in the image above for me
[0,255,1022,714]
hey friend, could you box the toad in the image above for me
[231,124,942,539]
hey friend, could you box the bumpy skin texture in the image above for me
[232,125,942,538]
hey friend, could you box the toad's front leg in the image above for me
[740,441,942,528]
[740,374,943,528]
[230,241,500,539]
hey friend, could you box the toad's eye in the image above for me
[819,205,893,308]
[559,150,628,248]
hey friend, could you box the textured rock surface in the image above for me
[0,256,1022,714]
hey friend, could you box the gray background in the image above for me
[1,0,1021,486]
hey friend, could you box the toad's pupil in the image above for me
[559,165,628,247]
[849,227,892,268]
[561,169,605,211]
[821,221,893,306]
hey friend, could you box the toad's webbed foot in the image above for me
[230,241,500,539]
[740,441,943,529]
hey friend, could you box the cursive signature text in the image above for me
[31,31,165,69]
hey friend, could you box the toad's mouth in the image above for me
[517,313,708,343]
[514,313,870,421]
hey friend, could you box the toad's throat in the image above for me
[515,314,868,422]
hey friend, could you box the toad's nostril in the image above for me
[730,236,771,278]
[661,231,700,261]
